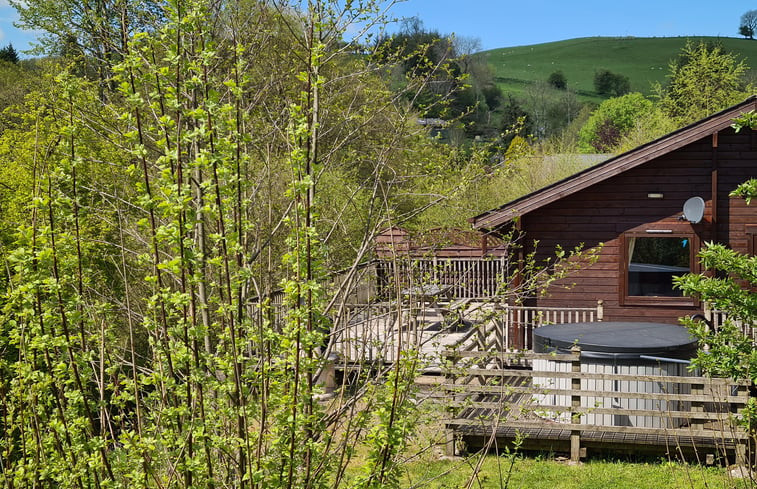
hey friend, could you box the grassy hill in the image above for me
[483,36,757,104]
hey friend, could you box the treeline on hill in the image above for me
[370,24,754,157]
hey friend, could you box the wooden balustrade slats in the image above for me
[442,348,750,462]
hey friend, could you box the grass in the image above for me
[399,455,736,489]
[482,36,757,104]
[343,398,745,489]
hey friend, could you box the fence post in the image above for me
[493,301,505,352]
[691,380,704,433]
[502,302,510,351]
[444,349,459,456]
[735,382,749,467]
[570,346,582,462]
[596,300,604,322]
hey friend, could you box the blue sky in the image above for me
[388,1,751,50]
[0,1,752,56]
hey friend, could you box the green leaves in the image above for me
[655,41,751,124]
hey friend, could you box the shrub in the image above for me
[594,69,630,97]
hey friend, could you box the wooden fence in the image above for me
[328,301,604,364]
[251,300,605,364]
[449,301,604,352]
[704,303,757,344]
[376,257,505,299]
[442,349,751,463]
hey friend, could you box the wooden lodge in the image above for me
[441,97,757,462]
[471,96,757,327]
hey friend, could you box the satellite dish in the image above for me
[682,196,705,224]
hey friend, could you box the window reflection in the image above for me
[627,237,690,297]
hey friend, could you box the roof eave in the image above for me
[471,96,757,231]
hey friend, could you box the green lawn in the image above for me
[399,454,739,489]
[483,36,757,104]
[341,400,744,489]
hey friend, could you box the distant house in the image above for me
[470,96,757,326]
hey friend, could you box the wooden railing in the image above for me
[376,257,505,299]
[328,301,606,364]
[442,349,750,463]
[251,300,606,364]
[328,302,400,363]
[703,303,757,344]
[451,301,604,352]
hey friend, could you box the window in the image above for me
[623,234,695,305]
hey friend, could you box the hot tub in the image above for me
[532,322,698,428]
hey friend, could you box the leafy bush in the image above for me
[547,70,567,90]
[593,69,630,97]
[578,93,655,152]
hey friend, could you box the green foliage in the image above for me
[547,70,567,90]
[520,81,582,139]
[731,178,757,204]
[374,18,502,141]
[499,95,534,141]
[675,115,757,433]
[675,168,757,383]
[0,58,44,122]
[0,0,437,487]
[675,243,757,382]
[731,109,757,135]
[593,69,630,97]
[578,93,656,152]
[655,41,751,124]
[0,44,19,64]
[352,358,419,489]
[10,0,163,82]
[740,10,757,39]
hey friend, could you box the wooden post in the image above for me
[316,353,337,400]
[494,301,505,352]
[570,346,582,462]
[735,383,749,467]
[691,381,704,433]
[445,349,459,457]
[596,300,604,322]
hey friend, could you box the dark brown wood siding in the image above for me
[520,127,757,323]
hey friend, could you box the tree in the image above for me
[655,41,751,125]
[9,0,163,86]
[0,44,18,64]
[740,9,757,39]
[2,0,518,486]
[521,81,582,139]
[547,70,567,90]
[578,93,657,152]
[374,19,502,142]
[593,69,630,97]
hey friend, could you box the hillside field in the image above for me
[483,36,757,104]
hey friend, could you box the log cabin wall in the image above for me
[521,127,757,323]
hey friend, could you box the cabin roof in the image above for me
[470,96,757,231]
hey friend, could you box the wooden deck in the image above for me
[252,292,754,463]
[442,350,751,464]
[328,300,604,364]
